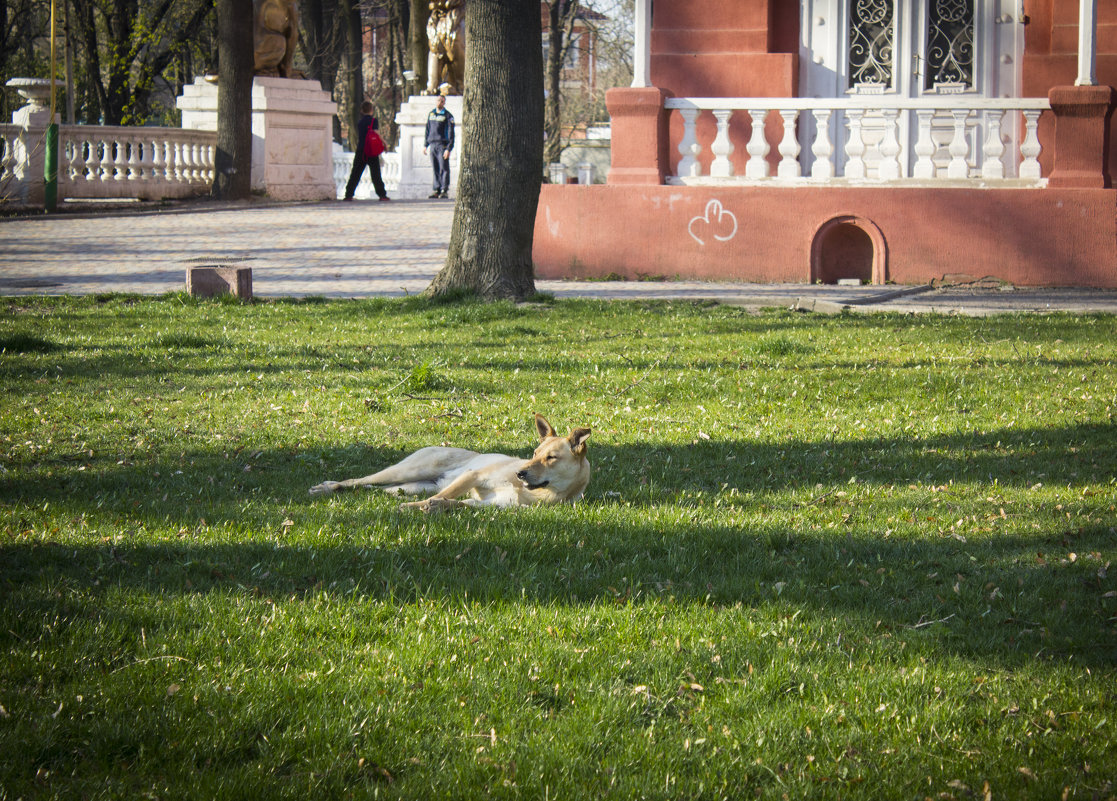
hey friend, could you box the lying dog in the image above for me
[309,414,590,512]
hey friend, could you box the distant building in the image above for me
[533,1,1117,288]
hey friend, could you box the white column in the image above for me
[631,0,652,88]
[1076,0,1098,86]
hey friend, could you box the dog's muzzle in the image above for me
[516,469,549,490]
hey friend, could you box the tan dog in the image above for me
[309,414,590,512]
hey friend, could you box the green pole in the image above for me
[45,0,58,212]
[45,122,58,212]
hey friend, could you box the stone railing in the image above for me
[664,96,1053,185]
[330,143,401,199]
[1,121,215,203]
[60,125,216,199]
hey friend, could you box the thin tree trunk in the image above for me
[409,0,429,93]
[543,0,578,167]
[425,0,543,301]
[342,0,363,145]
[213,0,253,199]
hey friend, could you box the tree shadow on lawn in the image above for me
[3,419,1115,670]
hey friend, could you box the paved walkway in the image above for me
[3,198,1117,315]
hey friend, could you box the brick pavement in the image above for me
[2,198,1116,314]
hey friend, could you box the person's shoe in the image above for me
[428,192,441,199]
[439,191,449,199]
[378,196,391,202]
[342,196,354,201]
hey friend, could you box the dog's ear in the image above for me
[567,427,591,456]
[535,413,557,440]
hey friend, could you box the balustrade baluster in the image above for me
[203,143,216,184]
[676,108,701,178]
[1020,110,1043,180]
[710,110,735,178]
[844,109,867,179]
[97,139,112,182]
[744,109,769,179]
[127,139,142,181]
[981,111,1006,179]
[877,108,902,180]
[113,138,128,182]
[777,109,801,178]
[173,142,187,183]
[810,109,834,179]
[912,109,936,179]
[150,139,165,185]
[192,142,204,184]
[947,109,972,179]
[78,138,94,185]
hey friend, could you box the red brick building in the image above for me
[533,1,1117,288]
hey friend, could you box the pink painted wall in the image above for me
[533,185,1117,288]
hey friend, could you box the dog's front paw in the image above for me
[400,497,456,514]
[309,480,340,496]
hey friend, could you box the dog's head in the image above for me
[515,414,591,501]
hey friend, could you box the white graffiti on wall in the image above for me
[687,199,738,246]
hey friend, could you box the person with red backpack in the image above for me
[343,101,390,202]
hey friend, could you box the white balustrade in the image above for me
[664,96,1052,186]
[45,125,217,199]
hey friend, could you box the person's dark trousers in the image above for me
[429,142,450,194]
[344,152,387,199]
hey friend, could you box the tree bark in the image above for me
[341,0,363,145]
[409,0,430,92]
[543,0,578,167]
[425,0,543,301]
[213,0,254,199]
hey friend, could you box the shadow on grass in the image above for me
[3,420,1115,671]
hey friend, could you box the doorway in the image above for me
[799,0,1025,177]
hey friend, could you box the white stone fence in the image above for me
[2,122,216,203]
[664,96,1053,185]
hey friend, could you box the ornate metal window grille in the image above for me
[924,0,974,88]
[848,0,895,88]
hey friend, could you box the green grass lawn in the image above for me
[1,294,1115,800]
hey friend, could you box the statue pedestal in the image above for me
[177,76,337,201]
[393,94,463,199]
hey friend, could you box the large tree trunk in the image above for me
[425,0,543,301]
[213,0,254,199]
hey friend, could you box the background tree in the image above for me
[0,0,49,121]
[212,0,252,199]
[298,0,343,137]
[541,0,632,170]
[67,0,214,124]
[543,0,579,167]
[425,0,543,301]
[337,0,363,144]
[408,0,428,93]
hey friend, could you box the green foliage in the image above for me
[1,296,1116,800]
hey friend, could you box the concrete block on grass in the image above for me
[186,265,252,300]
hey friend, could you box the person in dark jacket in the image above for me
[343,101,390,202]
[422,92,455,198]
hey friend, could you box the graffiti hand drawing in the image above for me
[688,199,738,246]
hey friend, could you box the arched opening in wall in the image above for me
[810,216,887,285]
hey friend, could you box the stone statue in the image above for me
[254,0,300,78]
[425,0,465,95]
